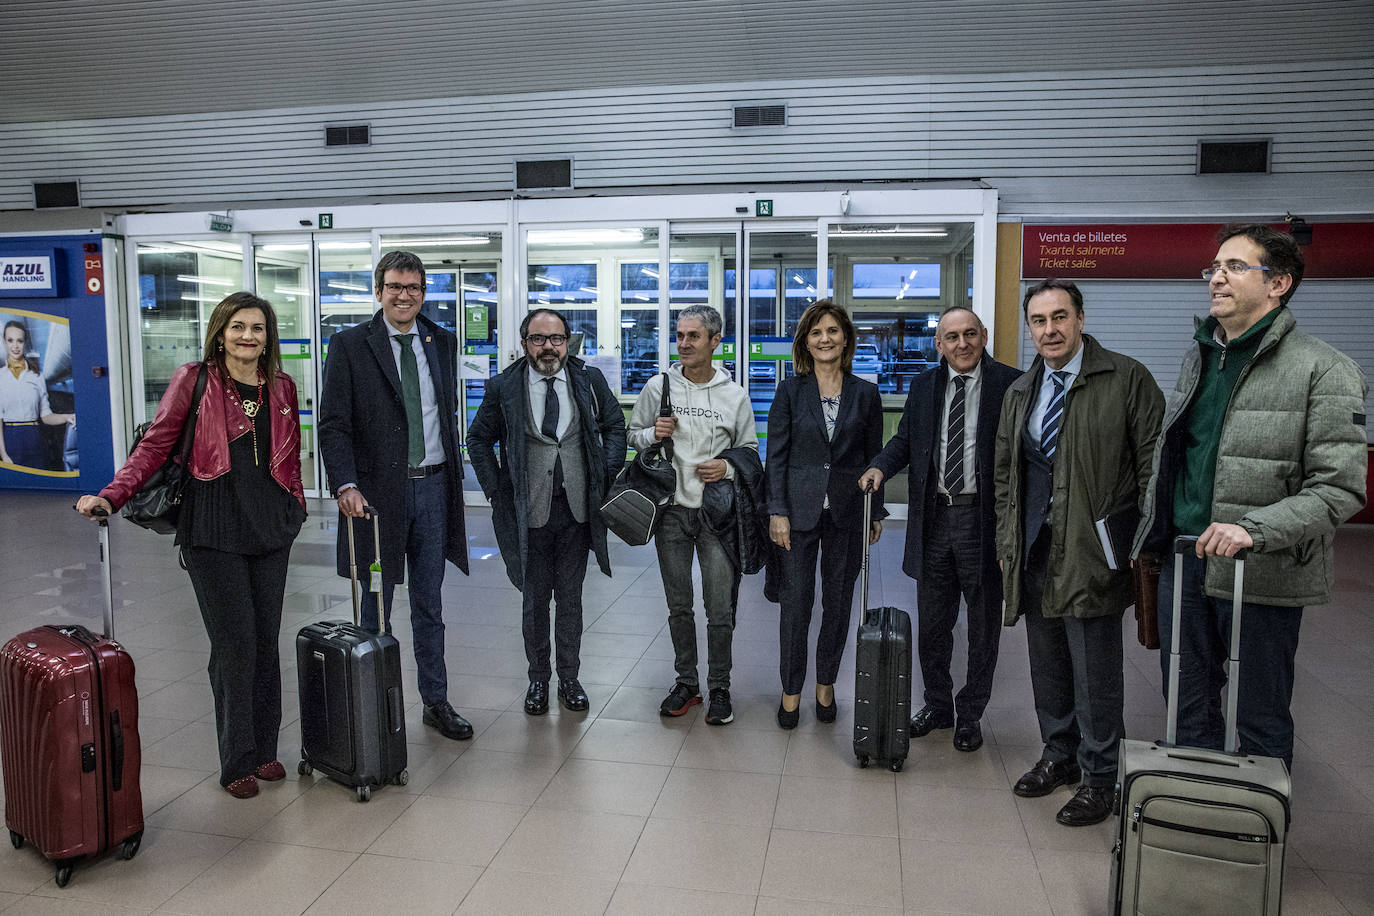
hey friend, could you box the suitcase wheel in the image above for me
[8,830,20,850]
[889,758,905,773]
[857,755,870,769]
[395,770,409,787]
[297,759,313,777]
[356,785,372,803]
[54,864,73,888]
[120,832,142,861]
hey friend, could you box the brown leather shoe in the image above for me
[1013,758,1082,798]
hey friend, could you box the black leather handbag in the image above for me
[122,364,208,535]
[599,374,677,546]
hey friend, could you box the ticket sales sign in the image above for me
[0,255,57,296]
[1022,223,1374,280]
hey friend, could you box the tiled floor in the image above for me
[0,489,1372,914]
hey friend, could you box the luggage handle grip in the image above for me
[110,709,125,790]
[1173,535,1248,562]
[1163,747,1242,768]
[860,481,875,612]
[345,507,387,635]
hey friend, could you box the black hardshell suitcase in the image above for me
[1109,537,1289,915]
[852,487,912,772]
[296,509,407,802]
[0,510,143,888]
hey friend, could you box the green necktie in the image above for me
[394,334,425,467]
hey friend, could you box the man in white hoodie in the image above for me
[629,305,758,725]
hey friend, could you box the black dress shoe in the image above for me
[1056,785,1114,826]
[815,697,837,723]
[557,678,589,712]
[777,702,799,730]
[909,705,955,738]
[953,719,983,752]
[524,681,550,715]
[1013,758,1082,798]
[422,701,474,740]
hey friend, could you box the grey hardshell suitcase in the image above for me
[1110,536,1289,915]
[296,510,408,802]
[852,487,912,772]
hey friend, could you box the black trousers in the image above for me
[916,501,1001,721]
[1020,528,1124,787]
[182,543,292,786]
[522,491,591,682]
[778,508,864,695]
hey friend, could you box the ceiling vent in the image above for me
[1198,139,1270,174]
[33,180,80,209]
[515,159,573,190]
[733,104,787,128]
[325,124,371,147]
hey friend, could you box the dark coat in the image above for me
[318,310,469,582]
[704,445,768,576]
[764,372,887,532]
[869,352,1021,583]
[466,355,627,589]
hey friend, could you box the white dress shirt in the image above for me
[526,364,571,438]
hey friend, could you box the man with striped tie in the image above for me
[993,278,1163,827]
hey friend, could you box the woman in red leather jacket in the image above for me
[78,292,306,799]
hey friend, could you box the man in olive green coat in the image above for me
[994,278,1164,827]
[1134,224,1367,771]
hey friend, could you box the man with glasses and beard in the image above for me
[468,308,627,715]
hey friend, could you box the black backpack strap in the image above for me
[177,363,209,465]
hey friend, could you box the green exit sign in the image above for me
[755,200,773,217]
[208,214,234,232]
[318,213,333,229]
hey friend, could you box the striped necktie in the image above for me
[942,375,968,495]
[1040,370,1069,459]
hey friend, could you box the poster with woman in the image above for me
[0,310,77,476]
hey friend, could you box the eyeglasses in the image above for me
[382,282,424,295]
[524,333,568,346]
[1201,261,1271,281]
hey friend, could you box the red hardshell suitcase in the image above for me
[0,512,143,887]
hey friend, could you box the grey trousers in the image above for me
[655,504,740,691]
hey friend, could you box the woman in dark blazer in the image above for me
[765,300,885,729]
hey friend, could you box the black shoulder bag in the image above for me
[122,363,209,535]
[598,373,678,546]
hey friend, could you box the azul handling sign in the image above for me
[0,255,56,295]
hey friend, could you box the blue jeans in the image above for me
[1158,552,1303,769]
[360,469,450,707]
[655,505,740,692]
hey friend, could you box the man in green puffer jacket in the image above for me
[1134,224,1368,771]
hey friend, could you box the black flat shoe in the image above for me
[557,678,589,712]
[909,705,955,738]
[524,681,550,716]
[953,719,983,752]
[777,702,799,730]
[815,697,837,723]
[1013,758,1081,798]
[423,701,474,740]
[1056,785,1113,826]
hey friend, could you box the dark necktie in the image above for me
[542,377,563,492]
[942,375,968,495]
[1040,370,1069,459]
[394,334,425,467]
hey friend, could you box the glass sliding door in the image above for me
[253,238,318,491]
[134,240,244,417]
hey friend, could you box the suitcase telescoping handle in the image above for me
[1166,535,1249,754]
[75,504,117,638]
[860,481,875,613]
[345,507,387,635]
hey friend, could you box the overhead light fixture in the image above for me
[328,281,367,291]
[532,274,562,286]
[180,294,222,303]
[461,283,489,293]
[317,241,372,250]
[274,287,309,296]
[260,244,309,252]
[478,296,496,303]
[388,237,490,247]
[829,226,948,238]
[579,286,599,294]
[176,274,234,287]
[640,267,660,279]
[634,294,651,301]
[527,228,645,245]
